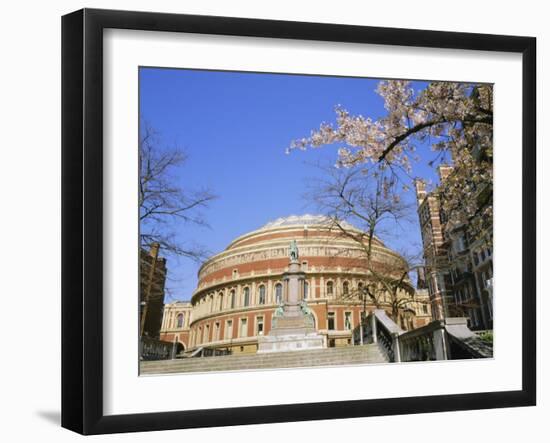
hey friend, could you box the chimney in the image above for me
[149,242,160,259]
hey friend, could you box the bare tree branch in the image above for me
[139,122,217,263]
[306,164,425,323]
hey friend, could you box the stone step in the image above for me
[143,350,385,368]
[141,344,389,374]
[147,344,383,361]
[143,356,386,370]
[179,345,380,360]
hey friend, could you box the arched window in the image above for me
[243,287,250,307]
[176,313,184,328]
[304,281,309,299]
[219,292,224,311]
[326,281,334,296]
[230,290,235,309]
[358,281,364,293]
[275,283,283,304]
[343,281,349,295]
[258,285,266,305]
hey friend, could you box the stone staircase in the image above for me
[140,343,389,375]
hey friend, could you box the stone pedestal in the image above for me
[258,258,325,353]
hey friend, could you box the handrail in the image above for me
[398,320,446,361]
[357,311,492,362]
[359,310,403,362]
[185,346,232,358]
[444,319,493,358]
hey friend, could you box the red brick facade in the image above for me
[181,216,432,354]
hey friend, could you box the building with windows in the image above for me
[184,215,432,354]
[159,301,193,357]
[415,167,493,331]
[140,243,167,339]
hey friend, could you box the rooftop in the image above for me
[259,214,357,231]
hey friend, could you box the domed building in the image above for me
[186,215,432,354]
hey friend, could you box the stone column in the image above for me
[432,322,448,360]
[267,279,273,304]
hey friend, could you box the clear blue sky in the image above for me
[139,68,440,301]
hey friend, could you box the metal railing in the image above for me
[140,336,173,361]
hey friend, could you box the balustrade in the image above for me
[354,310,490,362]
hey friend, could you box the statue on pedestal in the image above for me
[289,239,299,262]
[300,299,312,316]
[273,304,284,317]
[258,238,325,352]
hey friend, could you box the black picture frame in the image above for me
[61,8,536,435]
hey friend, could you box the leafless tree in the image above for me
[139,123,217,262]
[307,165,427,322]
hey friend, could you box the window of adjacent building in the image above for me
[275,283,283,304]
[326,281,334,296]
[232,269,238,279]
[258,285,266,305]
[225,320,233,339]
[422,304,428,314]
[343,281,349,296]
[304,281,309,299]
[240,318,248,337]
[344,312,352,330]
[328,312,335,330]
[256,316,264,336]
[230,290,235,309]
[219,292,224,311]
[243,287,250,307]
[198,327,202,344]
[176,313,184,328]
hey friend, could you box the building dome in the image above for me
[187,215,430,353]
[259,214,355,230]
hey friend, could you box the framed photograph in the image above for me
[61,8,536,435]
